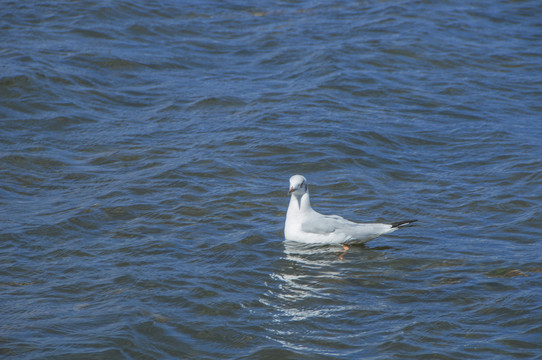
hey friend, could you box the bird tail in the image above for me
[391,219,418,228]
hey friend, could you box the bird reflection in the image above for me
[264,242,353,322]
[263,242,392,321]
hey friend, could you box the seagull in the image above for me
[284,175,417,247]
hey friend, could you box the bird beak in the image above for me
[288,187,295,194]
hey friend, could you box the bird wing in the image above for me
[300,213,353,235]
[300,219,331,234]
[301,212,394,242]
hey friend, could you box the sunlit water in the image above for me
[2,1,542,359]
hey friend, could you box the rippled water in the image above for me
[2,0,542,359]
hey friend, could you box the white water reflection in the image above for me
[260,241,388,355]
[263,242,354,321]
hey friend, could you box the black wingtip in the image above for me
[391,219,418,228]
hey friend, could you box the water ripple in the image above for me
[2,0,542,359]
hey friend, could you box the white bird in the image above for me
[284,175,417,246]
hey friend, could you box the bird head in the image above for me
[288,175,308,196]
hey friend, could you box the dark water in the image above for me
[2,0,542,358]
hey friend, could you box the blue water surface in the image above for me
[1,0,542,359]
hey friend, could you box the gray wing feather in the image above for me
[300,211,396,242]
[300,214,347,235]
